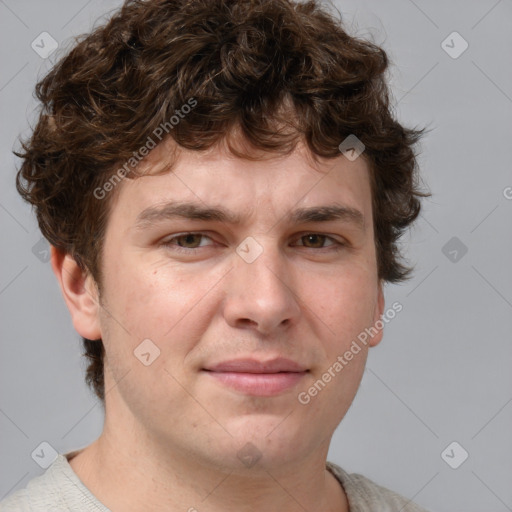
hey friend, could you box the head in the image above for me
[16,0,428,470]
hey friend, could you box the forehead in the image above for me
[108,137,373,230]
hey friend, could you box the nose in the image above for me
[222,239,301,336]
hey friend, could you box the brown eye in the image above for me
[300,234,329,248]
[173,233,204,248]
[293,233,347,252]
[162,233,214,251]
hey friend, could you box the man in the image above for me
[1,0,431,510]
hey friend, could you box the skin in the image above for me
[52,136,385,512]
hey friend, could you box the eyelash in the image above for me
[161,232,346,254]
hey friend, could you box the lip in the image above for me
[203,358,309,397]
[205,357,307,373]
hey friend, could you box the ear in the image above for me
[368,281,385,348]
[50,246,102,340]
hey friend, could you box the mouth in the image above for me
[202,358,309,397]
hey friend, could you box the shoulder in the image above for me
[326,461,431,512]
[0,454,110,512]
[0,458,62,512]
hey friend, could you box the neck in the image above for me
[69,427,348,512]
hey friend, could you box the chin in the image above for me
[224,415,312,458]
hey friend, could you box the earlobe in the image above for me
[368,282,385,347]
[50,246,102,340]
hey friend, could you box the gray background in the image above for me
[1,1,511,510]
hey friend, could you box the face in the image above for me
[82,138,384,472]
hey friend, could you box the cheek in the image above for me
[311,267,377,341]
[101,255,222,349]
[312,269,376,411]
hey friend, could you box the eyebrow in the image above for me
[134,201,365,231]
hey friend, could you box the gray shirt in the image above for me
[0,453,430,511]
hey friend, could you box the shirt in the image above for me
[0,452,430,511]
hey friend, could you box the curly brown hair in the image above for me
[15,0,430,401]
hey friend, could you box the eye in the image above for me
[294,234,345,251]
[160,232,346,254]
[161,232,214,251]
